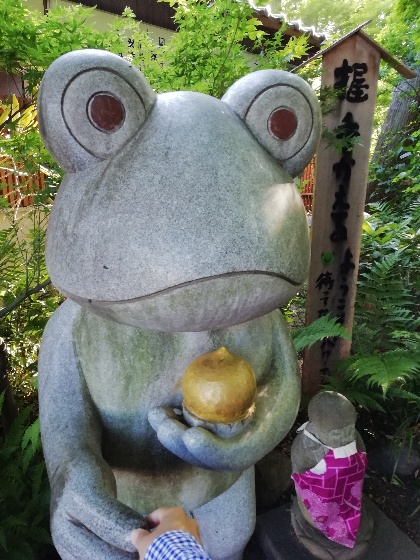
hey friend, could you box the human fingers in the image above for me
[130,528,154,560]
[149,507,202,544]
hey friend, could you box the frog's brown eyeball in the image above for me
[88,93,125,133]
[60,68,151,161]
[38,50,157,171]
[222,70,321,177]
[269,108,297,140]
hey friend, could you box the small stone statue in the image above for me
[37,49,321,560]
[291,391,373,559]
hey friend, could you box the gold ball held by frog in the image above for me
[182,347,257,439]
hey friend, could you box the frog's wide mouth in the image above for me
[59,270,303,332]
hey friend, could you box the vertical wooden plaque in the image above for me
[302,33,381,396]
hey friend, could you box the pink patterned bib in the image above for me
[292,425,367,548]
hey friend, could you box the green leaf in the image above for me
[22,421,41,473]
[292,314,351,352]
[323,376,386,412]
[344,351,420,395]
[5,406,33,449]
[21,418,40,452]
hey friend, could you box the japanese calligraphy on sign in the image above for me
[334,59,369,102]
[302,32,382,396]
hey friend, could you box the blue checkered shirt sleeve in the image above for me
[144,530,210,560]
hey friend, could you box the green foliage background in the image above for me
[0,392,51,560]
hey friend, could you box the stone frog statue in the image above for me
[37,49,321,560]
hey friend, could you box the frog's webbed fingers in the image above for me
[182,426,251,471]
[183,373,300,471]
[52,503,138,560]
[148,407,208,468]
[57,455,146,551]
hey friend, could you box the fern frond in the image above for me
[390,331,420,352]
[0,444,20,462]
[0,405,51,557]
[353,248,419,355]
[345,351,420,395]
[323,375,386,412]
[292,314,351,352]
[21,419,41,473]
[4,515,26,528]
[31,461,46,498]
[4,406,33,448]
[21,418,40,452]
[386,387,420,406]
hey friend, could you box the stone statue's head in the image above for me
[38,49,321,332]
[308,391,357,448]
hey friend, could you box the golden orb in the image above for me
[182,347,257,424]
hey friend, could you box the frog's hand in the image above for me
[182,372,299,471]
[148,407,208,468]
[39,300,146,560]
[51,456,142,560]
[51,513,138,560]
[151,315,300,472]
[185,316,300,471]
[149,374,296,472]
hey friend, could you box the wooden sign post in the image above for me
[301,27,416,396]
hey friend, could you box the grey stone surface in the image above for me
[84,273,301,331]
[254,499,420,560]
[194,467,256,560]
[37,48,321,560]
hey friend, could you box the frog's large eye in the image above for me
[38,50,156,172]
[222,70,321,177]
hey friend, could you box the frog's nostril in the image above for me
[88,93,125,133]
[268,108,297,140]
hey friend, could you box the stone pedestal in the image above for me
[252,499,420,560]
[290,498,372,559]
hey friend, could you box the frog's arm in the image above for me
[149,311,301,472]
[38,300,146,560]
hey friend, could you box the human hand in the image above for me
[130,506,202,560]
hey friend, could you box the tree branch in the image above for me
[0,277,51,320]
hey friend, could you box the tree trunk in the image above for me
[366,68,420,201]
[0,340,18,435]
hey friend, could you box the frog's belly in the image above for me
[113,464,241,513]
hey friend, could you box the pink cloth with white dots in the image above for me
[292,425,367,548]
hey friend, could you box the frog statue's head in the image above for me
[38,49,320,332]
